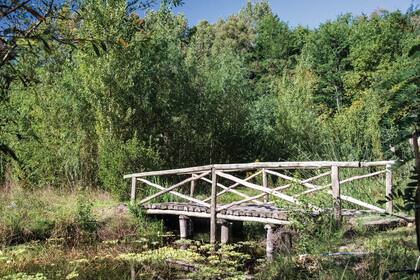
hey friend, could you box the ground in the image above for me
[0,188,419,279]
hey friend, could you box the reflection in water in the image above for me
[130,263,135,280]
[0,220,265,279]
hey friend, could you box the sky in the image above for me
[155,0,418,28]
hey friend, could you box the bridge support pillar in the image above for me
[265,224,275,261]
[219,219,231,244]
[179,215,190,240]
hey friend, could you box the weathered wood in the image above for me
[144,208,290,224]
[340,169,387,185]
[143,202,288,217]
[190,175,196,197]
[124,161,395,178]
[219,181,317,211]
[263,169,269,203]
[294,184,330,197]
[210,167,217,245]
[265,169,320,189]
[219,219,230,244]
[213,161,395,170]
[294,170,387,198]
[265,224,275,261]
[337,193,386,213]
[130,177,137,205]
[142,202,399,223]
[331,165,341,222]
[124,165,213,178]
[360,161,395,167]
[124,160,397,245]
[276,171,331,192]
[197,175,263,204]
[179,215,189,239]
[203,170,262,202]
[385,164,393,214]
[138,171,210,205]
[216,171,301,210]
[138,178,210,207]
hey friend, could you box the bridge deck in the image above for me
[143,202,288,224]
[142,202,378,225]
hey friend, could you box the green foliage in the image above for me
[75,196,97,233]
[290,212,345,254]
[0,188,131,246]
[0,1,418,202]
[128,204,164,240]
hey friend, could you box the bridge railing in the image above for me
[124,161,395,244]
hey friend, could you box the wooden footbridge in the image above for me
[124,161,395,257]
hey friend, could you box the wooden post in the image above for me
[331,165,341,222]
[263,169,269,203]
[179,215,189,239]
[210,167,217,245]
[131,177,137,205]
[190,175,196,197]
[385,164,393,214]
[220,219,230,244]
[265,224,274,261]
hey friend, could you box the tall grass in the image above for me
[0,187,163,247]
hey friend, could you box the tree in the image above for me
[303,15,352,113]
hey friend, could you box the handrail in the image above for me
[125,160,395,245]
[123,160,395,178]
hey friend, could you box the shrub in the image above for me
[75,196,97,233]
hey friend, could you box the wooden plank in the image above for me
[138,171,210,205]
[265,169,320,189]
[385,164,393,213]
[331,166,341,221]
[190,174,196,197]
[275,171,331,191]
[332,192,386,213]
[294,184,330,197]
[203,170,262,202]
[218,185,307,211]
[138,178,210,207]
[219,214,289,224]
[144,209,290,225]
[142,202,285,219]
[212,161,395,171]
[124,165,213,178]
[131,177,137,205]
[360,161,396,167]
[263,169,269,203]
[198,175,263,204]
[294,170,387,198]
[124,161,396,179]
[216,171,301,210]
[210,167,217,245]
[340,170,386,185]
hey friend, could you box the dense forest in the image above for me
[1,0,419,197]
[1,1,420,279]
